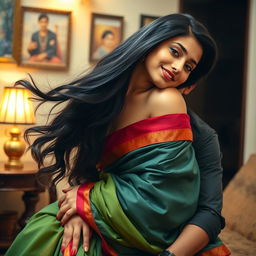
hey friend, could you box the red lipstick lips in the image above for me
[162,67,175,81]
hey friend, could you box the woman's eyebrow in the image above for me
[172,42,198,66]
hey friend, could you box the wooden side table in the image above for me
[0,161,57,250]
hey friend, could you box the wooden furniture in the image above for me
[0,161,57,250]
[220,154,256,255]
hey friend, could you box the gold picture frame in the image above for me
[140,14,159,28]
[16,7,71,70]
[89,13,124,63]
[0,0,20,63]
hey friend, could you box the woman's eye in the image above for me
[170,48,179,57]
[185,64,193,72]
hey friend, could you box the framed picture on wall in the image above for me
[140,14,159,28]
[90,13,124,62]
[0,0,20,63]
[15,7,71,70]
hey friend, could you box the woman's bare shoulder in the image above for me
[148,87,187,117]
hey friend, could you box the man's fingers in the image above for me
[61,225,73,253]
[61,215,90,255]
[60,208,76,225]
[82,223,90,252]
[71,225,81,255]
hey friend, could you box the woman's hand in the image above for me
[57,186,79,225]
[61,214,90,255]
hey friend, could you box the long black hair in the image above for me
[18,13,217,185]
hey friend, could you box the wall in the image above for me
[0,0,179,215]
[243,0,256,163]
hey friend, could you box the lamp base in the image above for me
[4,159,24,170]
[4,126,26,170]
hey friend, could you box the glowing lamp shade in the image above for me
[0,87,35,124]
[0,87,36,169]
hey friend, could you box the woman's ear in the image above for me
[180,84,196,95]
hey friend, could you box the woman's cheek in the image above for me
[180,74,189,84]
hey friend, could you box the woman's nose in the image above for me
[172,60,184,73]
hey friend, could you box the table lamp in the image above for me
[0,86,36,169]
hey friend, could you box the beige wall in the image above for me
[0,0,179,215]
[1,0,256,217]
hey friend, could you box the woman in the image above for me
[6,13,230,256]
[92,30,116,60]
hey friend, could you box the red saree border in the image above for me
[99,128,192,169]
[77,184,118,256]
[105,113,191,151]
[200,244,231,256]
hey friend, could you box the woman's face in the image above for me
[102,33,115,49]
[143,35,203,89]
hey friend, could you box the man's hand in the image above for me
[36,52,48,61]
[61,215,90,255]
[27,41,37,51]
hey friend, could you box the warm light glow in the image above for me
[0,87,36,124]
[59,0,74,4]
[53,0,89,6]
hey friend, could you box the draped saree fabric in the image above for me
[5,113,231,256]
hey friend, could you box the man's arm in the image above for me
[163,111,225,256]
[188,110,225,241]
[165,224,209,256]
[27,32,39,56]
[45,31,57,58]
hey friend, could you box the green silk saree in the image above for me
[6,114,230,256]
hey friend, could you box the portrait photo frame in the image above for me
[89,13,124,63]
[140,14,159,28]
[16,7,71,70]
[0,0,20,63]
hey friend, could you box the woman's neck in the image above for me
[127,62,154,95]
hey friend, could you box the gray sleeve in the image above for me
[187,130,225,242]
[46,31,57,58]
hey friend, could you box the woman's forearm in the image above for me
[166,224,209,256]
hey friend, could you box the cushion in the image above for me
[220,228,256,256]
[222,154,256,241]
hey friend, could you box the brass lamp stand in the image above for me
[3,126,26,169]
[0,86,35,170]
